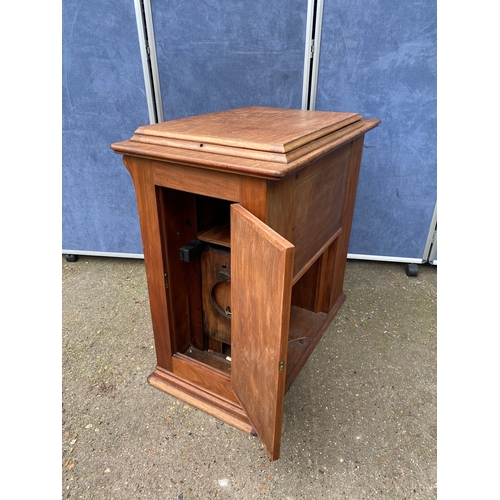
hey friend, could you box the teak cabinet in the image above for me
[111,106,380,460]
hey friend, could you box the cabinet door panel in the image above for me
[230,204,294,461]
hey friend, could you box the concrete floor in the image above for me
[62,256,437,499]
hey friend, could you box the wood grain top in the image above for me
[132,106,362,154]
[111,107,381,178]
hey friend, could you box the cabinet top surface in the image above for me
[111,106,380,178]
[132,106,361,153]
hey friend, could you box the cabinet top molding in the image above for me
[111,106,380,179]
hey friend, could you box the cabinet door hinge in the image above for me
[278,361,285,372]
[164,273,169,289]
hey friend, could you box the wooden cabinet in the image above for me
[111,106,380,460]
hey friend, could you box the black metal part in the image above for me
[216,271,231,282]
[65,254,79,262]
[179,239,204,262]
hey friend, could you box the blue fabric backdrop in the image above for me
[62,0,148,254]
[62,0,436,261]
[150,0,308,120]
[316,0,437,260]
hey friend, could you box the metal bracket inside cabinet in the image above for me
[179,239,204,262]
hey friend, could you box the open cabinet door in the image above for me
[230,204,295,461]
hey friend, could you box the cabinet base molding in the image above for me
[147,366,253,434]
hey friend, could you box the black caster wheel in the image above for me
[65,254,79,262]
[405,263,419,277]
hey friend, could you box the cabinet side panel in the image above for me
[265,175,296,242]
[123,158,173,370]
[331,136,365,305]
[291,144,351,276]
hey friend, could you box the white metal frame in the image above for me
[301,0,315,110]
[423,203,437,265]
[134,0,156,123]
[302,0,324,110]
[62,250,144,259]
[347,254,424,264]
[428,234,437,265]
[134,0,163,123]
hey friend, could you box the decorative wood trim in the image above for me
[172,354,237,404]
[148,367,252,433]
[122,157,173,371]
[153,161,240,201]
[111,118,381,179]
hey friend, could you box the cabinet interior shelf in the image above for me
[198,223,231,248]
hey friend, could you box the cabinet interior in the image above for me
[158,187,333,392]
